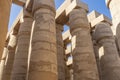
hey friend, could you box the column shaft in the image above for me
[11,10,33,80]
[69,8,99,80]
[56,23,66,80]
[28,0,58,80]
[94,22,120,80]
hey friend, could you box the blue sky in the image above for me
[9,0,111,30]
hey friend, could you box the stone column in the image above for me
[0,0,12,58]
[11,9,33,80]
[28,0,57,80]
[2,34,17,80]
[69,8,99,80]
[94,22,120,80]
[56,23,66,80]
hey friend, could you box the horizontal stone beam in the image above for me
[12,0,26,6]
[66,57,72,66]
[90,14,112,28]
[56,0,88,24]
[55,0,71,24]
[65,0,88,16]
[65,44,72,56]
[62,30,71,49]
[87,10,101,22]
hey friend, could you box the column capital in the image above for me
[69,8,90,33]
[93,22,114,44]
[32,0,56,15]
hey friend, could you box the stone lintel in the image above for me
[87,10,101,22]
[56,0,88,24]
[90,14,112,28]
[65,0,88,16]
[66,57,72,66]
[55,0,71,24]
[12,0,26,6]
[66,45,72,56]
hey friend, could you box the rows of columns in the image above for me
[1,0,120,80]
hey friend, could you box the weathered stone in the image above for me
[28,0,57,80]
[0,47,8,80]
[11,9,33,80]
[69,8,99,80]
[56,23,66,80]
[93,22,120,80]
[87,10,101,23]
[2,34,17,80]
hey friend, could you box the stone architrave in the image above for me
[69,8,99,80]
[28,0,58,80]
[11,9,33,80]
[0,46,8,80]
[94,22,120,80]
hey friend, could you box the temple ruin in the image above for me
[0,0,120,80]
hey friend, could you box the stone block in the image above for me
[65,44,72,56]
[63,30,71,42]
[66,0,88,16]
[66,57,73,66]
[90,14,112,28]
[55,0,71,24]
[87,10,101,22]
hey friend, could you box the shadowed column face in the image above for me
[0,0,12,59]
[28,0,57,80]
[0,46,8,80]
[56,23,66,80]
[94,22,120,80]
[11,10,34,80]
[2,34,17,80]
[69,8,99,80]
